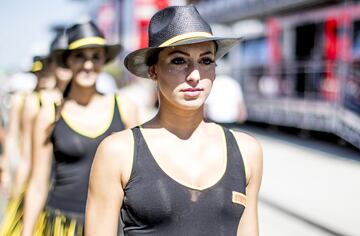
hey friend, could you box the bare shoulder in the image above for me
[22,93,40,120]
[39,89,62,105]
[93,129,135,186]
[33,103,56,132]
[11,92,26,108]
[23,92,40,110]
[229,129,263,182]
[230,130,262,157]
[97,129,134,158]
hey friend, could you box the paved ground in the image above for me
[237,124,360,236]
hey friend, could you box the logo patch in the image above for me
[232,191,247,207]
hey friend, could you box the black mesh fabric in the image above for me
[121,126,246,236]
[47,95,126,214]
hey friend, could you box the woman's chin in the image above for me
[177,99,205,111]
[76,77,97,88]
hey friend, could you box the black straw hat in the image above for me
[29,55,51,73]
[55,21,121,68]
[50,31,68,55]
[124,5,241,78]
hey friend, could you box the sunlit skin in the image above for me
[149,41,216,112]
[54,66,72,92]
[34,68,56,91]
[54,67,72,82]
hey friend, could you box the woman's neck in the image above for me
[151,102,205,140]
[68,82,97,106]
[55,79,69,93]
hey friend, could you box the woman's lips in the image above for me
[180,88,203,98]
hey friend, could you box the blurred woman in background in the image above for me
[0,31,74,236]
[0,54,57,236]
[22,21,138,236]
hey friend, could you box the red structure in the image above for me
[135,0,169,49]
[238,3,360,149]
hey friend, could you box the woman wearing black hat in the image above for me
[0,31,73,231]
[0,54,58,236]
[22,21,139,236]
[86,5,262,236]
[0,33,73,236]
[9,33,72,205]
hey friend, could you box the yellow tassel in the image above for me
[67,218,76,236]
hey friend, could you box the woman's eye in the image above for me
[201,57,215,65]
[92,54,101,61]
[74,53,84,59]
[171,57,186,65]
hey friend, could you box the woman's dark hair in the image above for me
[146,49,163,67]
[45,79,72,143]
[63,51,71,68]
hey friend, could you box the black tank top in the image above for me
[122,126,246,236]
[47,95,126,214]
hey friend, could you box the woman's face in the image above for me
[67,47,105,88]
[35,68,56,90]
[54,66,72,83]
[150,41,216,110]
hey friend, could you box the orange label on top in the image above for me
[232,191,247,207]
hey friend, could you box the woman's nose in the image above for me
[83,59,94,70]
[186,66,201,84]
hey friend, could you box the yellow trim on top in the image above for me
[32,60,43,72]
[61,96,115,139]
[139,124,227,191]
[159,32,214,47]
[68,37,105,50]
[50,101,56,123]
[35,91,42,108]
[115,93,126,127]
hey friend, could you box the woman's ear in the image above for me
[148,65,157,81]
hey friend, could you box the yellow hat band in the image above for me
[159,32,214,47]
[31,60,43,72]
[68,37,106,50]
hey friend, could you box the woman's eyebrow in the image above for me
[167,50,190,56]
[200,51,214,56]
[167,50,214,57]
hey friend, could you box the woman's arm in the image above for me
[85,129,134,236]
[0,93,23,196]
[12,94,38,198]
[0,123,9,197]
[22,104,54,236]
[232,131,263,236]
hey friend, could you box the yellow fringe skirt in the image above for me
[33,207,84,236]
[0,193,24,236]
